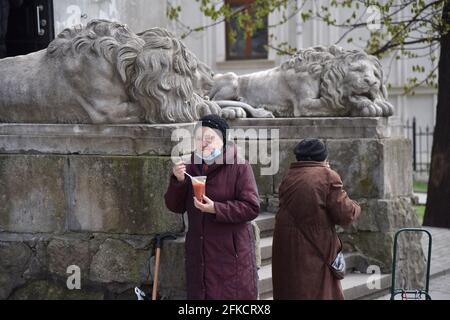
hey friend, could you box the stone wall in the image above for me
[0,118,424,299]
[0,123,190,299]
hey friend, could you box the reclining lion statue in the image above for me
[0,19,392,123]
[0,19,271,124]
[209,45,394,117]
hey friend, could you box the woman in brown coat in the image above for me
[272,138,361,300]
[164,114,260,300]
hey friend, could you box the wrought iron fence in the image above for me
[404,117,434,173]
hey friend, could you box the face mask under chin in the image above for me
[196,148,222,163]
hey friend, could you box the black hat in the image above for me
[294,138,328,162]
[195,114,230,144]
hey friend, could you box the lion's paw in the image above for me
[220,107,247,119]
[376,100,394,116]
[198,100,222,117]
[249,108,275,118]
[354,101,381,117]
[374,104,384,116]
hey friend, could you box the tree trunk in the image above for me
[423,1,450,228]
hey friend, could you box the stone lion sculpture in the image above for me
[0,19,268,124]
[209,45,394,117]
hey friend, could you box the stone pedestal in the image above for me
[0,118,424,299]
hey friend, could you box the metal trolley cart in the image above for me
[390,228,432,300]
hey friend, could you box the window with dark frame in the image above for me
[225,0,268,60]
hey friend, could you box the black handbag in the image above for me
[300,228,346,280]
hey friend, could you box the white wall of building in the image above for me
[53,0,167,35]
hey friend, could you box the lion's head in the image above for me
[125,27,221,122]
[320,47,394,117]
[283,45,394,117]
[48,19,220,123]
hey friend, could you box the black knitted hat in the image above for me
[195,114,230,144]
[294,138,328,162]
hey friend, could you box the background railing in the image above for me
[404,117,434,173]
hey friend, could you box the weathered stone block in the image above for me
[345,197,420,233]
[383,138,413,198]
[0,241,31,272]
[327,139,413,199]
[89,238,150,284]
[341,232,395,272]
[325,139,383,199]
[0,155,66,233]
[67,156,183,234]
[47,237,91,280]
[0,123,196,156]
[0,242,32,299]
[23,240,49,280]
[273,138,413,199]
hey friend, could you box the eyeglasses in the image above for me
[195,135,216,143]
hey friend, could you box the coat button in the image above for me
[200,236,203,240]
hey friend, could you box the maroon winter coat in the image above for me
[164,144,260,300]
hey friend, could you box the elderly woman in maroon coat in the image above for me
[272,138,361,300]
[164,114,260,300]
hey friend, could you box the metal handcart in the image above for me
[390,228,432,300]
